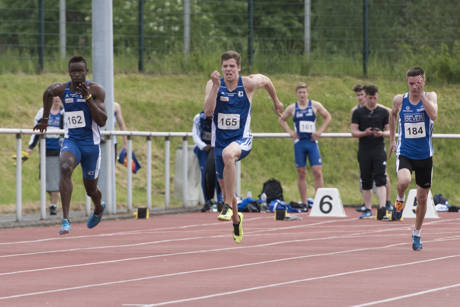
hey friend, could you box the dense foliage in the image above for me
[0,0,459,80]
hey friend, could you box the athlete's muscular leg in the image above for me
[396,168,411,199]
[296,167,307,204]
[217,178,236,209]
[83,178,103,214]
[312,165,323,191]
[222,142,241,224]
[415,186,429,230]
[59,151,77,220]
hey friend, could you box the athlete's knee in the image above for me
[60,160,74,177]
[397,169,411,185]
[222,149,237,165]
[297,167,306,179]
[416,192,428,206]
[312,166,322,179]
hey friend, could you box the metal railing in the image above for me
[2,128,459,222]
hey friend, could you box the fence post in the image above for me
[138,0,145,72]
[59,0,66,59]
[184,0,190,55]
[146,135,152,209]
[15,134,22,221]
[39,136,47,219]
[105,135,114,214]
[164,136,170,209]
[182,137,188,207]
[362,0,369,77]
[127,136,133,212]
[248,0,254,68]
[304,0,311,56]
[38,0,45,72]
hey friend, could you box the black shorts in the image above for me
[397,155,433,188]
[358,148,387,190]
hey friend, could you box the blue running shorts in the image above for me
[294,139,322,168]
[214,137,252,179]
[61,138,101,180]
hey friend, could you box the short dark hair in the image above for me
[68,55,87,69]
[353,84,364,92]
[296,82,308,92]
[406,66,425,79]
[363,85,378,96]
[221,50,241,66]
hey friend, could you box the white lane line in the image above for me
[2,247,460,302]
[129,254,460,306]
[350,282,460,306]
[2,215,458,247]
[0,217,264,245]
[0,219,353,258]
[0,228,412,276]
[2,223,460,278]
[0,216,346,246]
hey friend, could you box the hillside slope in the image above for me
[1,73,459,211]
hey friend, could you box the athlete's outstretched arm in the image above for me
[388,94,403,158]
[244,74,283,116]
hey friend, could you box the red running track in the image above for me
[1,208,460,307]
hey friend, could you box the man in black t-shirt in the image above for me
[351,85,390,218]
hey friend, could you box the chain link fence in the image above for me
[0,0,459,80]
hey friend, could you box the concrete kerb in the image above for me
[0,206,200,229]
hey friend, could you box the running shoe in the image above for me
[394,200,404,212]
[359,208,372,219]
[356,204,367,212]
[412,235,423,251]
[218,203,233,221]
[49,204,57,216]
[385,201,393,212]
[200,201,212,212]
[87,202,105,229]
[59,218,71,235]
[233,212,244,243]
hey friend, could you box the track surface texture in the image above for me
[1,208,459,307]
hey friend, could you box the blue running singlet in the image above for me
[293,100,316,141]
[396,93,434,159]
[212,76,252,149]
[62,81,101,145]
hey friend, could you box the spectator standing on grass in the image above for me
[351,85,390,219]
[388,67,437,251]
[204,50,283,243]
[192,111,223,212]
[27,96,64,216]
[34,55,107,235]
[351,84,393,213]
[278,82,331,208]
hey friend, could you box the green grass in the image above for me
[1,72,460,214]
